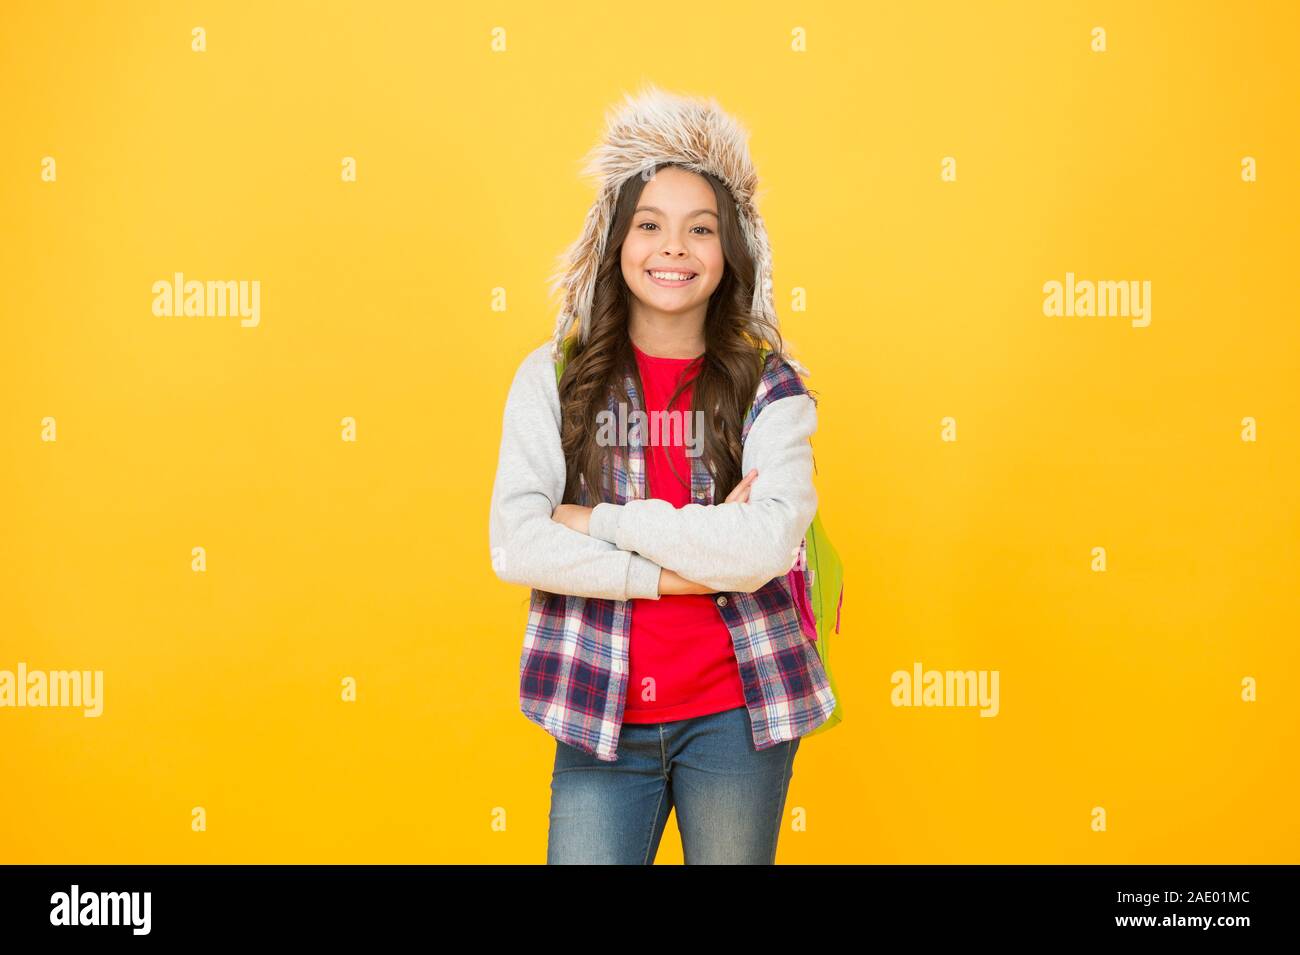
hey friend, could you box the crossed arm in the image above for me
[488,342,663,601]
[488,342,818,599]
[582,391,817,593]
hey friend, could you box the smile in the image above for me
[646,269,698,287]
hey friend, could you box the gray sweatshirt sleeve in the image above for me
[586,393,818,594]
[488,341,663,601]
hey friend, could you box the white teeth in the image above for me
[649,271,696,281]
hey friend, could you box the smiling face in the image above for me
[620,165,725,332]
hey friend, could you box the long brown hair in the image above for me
[558,162,787,507]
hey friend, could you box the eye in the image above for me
[635,222,714,235]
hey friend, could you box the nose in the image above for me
[657,229,692,258]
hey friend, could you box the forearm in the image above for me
[587,394,818,593]
[491,507,662,600]
[594,499,809,593]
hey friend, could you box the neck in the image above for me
[627,307,706,359]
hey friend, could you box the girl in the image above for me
[489,85,836,864]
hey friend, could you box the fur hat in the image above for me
[546,83,807,376]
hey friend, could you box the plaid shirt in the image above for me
[517,352,837,761]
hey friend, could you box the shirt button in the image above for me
[715,595,728,607]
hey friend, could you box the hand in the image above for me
[658,568,719,596]
[725,469,758,504]
[551,504,592,535]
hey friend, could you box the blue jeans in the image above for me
[546,705,800,864]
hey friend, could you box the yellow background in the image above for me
[2,0,1296,863]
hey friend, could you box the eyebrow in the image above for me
[634,205,719,219]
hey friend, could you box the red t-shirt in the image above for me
[622,341,748,723]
